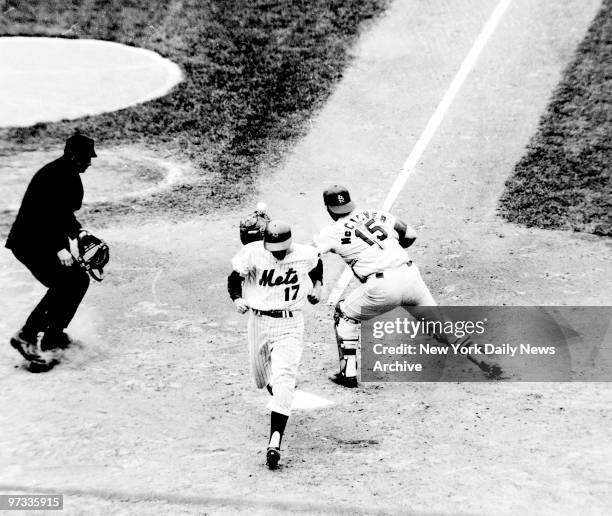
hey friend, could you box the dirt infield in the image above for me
[1,1,611,515]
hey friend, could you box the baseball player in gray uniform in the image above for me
[228,220,323,469]
[313,185,492,387]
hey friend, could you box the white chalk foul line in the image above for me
[327,0,512,305]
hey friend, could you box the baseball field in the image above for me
[1,0,611,514]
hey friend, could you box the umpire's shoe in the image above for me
[266,447,280,470]
[10,330,44,363]
[329,371,358,388]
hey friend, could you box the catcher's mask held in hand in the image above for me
[77,232,110,281]
[239,208,271,245]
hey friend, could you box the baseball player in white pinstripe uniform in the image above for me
[228,220,323,469]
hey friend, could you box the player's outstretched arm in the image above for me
[312,228,336,256]
[227,270,249,313]
[394,219,417,248]
[307,258,323,304]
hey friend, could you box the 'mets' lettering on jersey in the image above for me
[259,268,298,287]
[231,242,318,310]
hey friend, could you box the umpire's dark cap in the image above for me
[65,133,97,159]
[323,185,355,215]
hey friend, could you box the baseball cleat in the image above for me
[40,331,72,351]
[10,331,44,363]
[266,447,281,470]
[484,363,504,380]
[465,353,504,380]
[329,372,358,388]
[25,358,58,373]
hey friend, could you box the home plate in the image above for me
[291,389,334,410]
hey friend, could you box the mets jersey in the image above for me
[232,242,318,311]
[313,208,409,281]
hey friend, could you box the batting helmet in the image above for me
[263,220,292,252]
[323,185,355,215]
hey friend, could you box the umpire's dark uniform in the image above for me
[6,134,96,352]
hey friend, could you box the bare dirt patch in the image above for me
[1,1,610,515]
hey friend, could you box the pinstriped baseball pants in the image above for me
[247,311,304,416]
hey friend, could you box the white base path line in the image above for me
[327,0,513,305]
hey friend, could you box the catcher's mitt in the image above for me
[239,205,270,245]
[77,232,110,281]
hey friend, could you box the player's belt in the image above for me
[368,261,413,280]
[252,308,294,318]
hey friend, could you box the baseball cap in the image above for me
[323,185,355,215]
[65,133,97,159]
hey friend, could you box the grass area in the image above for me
[499,0,611,237]
[0,0,386,227]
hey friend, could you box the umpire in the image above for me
[6,132,97,362]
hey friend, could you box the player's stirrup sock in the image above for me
[343,349,357,378]
[269,411,289,447]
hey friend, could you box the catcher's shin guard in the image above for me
[333,302,360,381]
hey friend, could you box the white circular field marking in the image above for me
[0,37,182,127]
